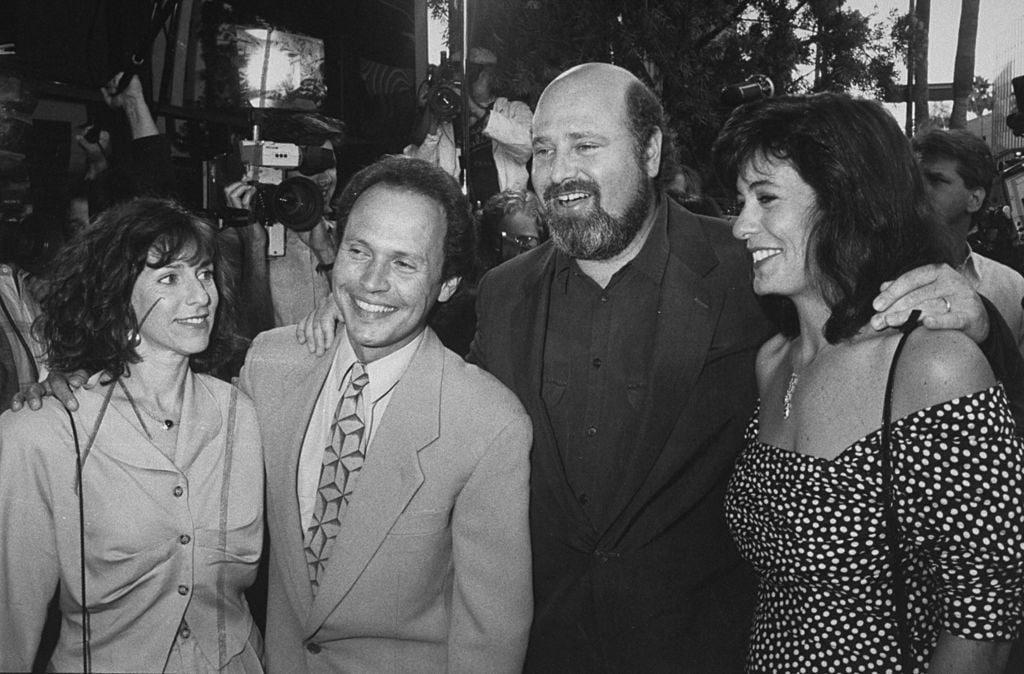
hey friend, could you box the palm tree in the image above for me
[949,0,980,129]
[912,0,931,131]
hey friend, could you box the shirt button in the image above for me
[578,493,589,506]
[600,295,609,303]
[591,358,602,368]
[585,426,598,437]
[306,642,322,654]
[180,626,191,639]
[178,585,189,595]
[173,486,184,497]
[179,534,191,545]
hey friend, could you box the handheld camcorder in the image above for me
[204,130,336,233]
[424,53,463,120]
[238,138,334,232]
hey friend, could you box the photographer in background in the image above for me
[222,112,345,332]
[404,47,532,208]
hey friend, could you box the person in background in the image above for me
[405,47,532,208]
[913,127,1024,354]
[478,188,546,271]
[716,92,1023,673]
[75,71,178,212]
[222,112,345,331]
[0,210,60,402]
[0,197,264,672]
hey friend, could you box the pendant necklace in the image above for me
[782,371,799,420]
[783,340,828,420]
[118,379,179,437]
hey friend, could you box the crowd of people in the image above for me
[1,53,1023,674]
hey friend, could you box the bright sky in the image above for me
[847,0,1023,83]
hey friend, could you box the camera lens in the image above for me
[271,177,323,231]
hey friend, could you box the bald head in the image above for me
[539,62,639,107]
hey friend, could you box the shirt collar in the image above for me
[959,244,980,283]
[330,330,424,404]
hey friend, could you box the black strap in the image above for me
[880,309,921,672]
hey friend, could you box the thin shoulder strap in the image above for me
[881,309,921,673]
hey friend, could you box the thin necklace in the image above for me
[783,340,829,420]
[117,380,178,435]
[783,371,799,420]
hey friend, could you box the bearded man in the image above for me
[469,61,773,672]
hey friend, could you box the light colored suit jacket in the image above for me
[239,326,533,673]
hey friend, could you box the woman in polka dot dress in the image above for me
[712,93,1024,672]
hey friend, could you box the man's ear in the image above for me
[644,127,663,180]
[965,186,986,215]
[437,276,461,303]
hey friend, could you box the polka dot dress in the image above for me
[725,386,1024,673]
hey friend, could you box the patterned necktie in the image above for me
[304,361,370,592]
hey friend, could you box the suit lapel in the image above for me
[601,205,724,544]
[304,331,440,633]
[266,345,335,615]
[507,249,586,531]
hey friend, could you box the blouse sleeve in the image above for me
[0,410,64,670]
[896,385,1024,641]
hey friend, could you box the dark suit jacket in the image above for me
[471,199,775,672]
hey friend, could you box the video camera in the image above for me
[424,53,463,120]
[204,126,336,233]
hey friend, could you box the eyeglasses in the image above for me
[501,231,540,251]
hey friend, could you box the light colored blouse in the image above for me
[0,371,264,673]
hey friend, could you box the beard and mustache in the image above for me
[541,176,653,261]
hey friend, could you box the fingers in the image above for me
[224,181,255,209]
[46,374,81,411]
[871,263,945,313]
[296,303,341,355]
[13,383,50,412]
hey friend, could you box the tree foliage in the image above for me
[431,0,904,184]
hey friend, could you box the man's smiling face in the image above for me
[332,183,458,363]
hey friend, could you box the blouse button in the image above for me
[173,486,184,497]
[179,534,191,545]
[178,584,189,595]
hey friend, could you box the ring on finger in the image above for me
[941,296,951,313]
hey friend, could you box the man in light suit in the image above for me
[239,156,533,672]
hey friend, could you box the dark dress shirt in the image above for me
[543,214,668,529]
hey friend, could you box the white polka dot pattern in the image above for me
[725,385,1024,673]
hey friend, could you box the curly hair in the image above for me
[712,93,956,342]
[36,197,240,378]
[332,156,477,285]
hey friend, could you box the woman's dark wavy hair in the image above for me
[333,156,477,286]
[36,197,240,378]
[712,93,956,342]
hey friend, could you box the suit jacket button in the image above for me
[306,642,322,654]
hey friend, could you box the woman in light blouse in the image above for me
[0,197,264,672]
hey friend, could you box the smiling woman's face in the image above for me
[731,155,820,299]
[130,247,219,360]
